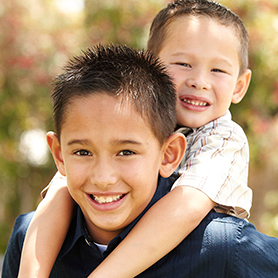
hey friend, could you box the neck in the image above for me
[85,219,123,245]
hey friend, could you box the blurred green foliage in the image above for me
[0,0,278,254]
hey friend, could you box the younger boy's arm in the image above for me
[18,172,75,278]
[89,185,215,278]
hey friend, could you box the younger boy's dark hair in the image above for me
[147,0,249,75]
[52,44,176,145]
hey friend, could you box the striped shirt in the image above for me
[172,110,252,219]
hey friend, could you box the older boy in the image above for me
[3,44,278,278]
[3,44,185,277]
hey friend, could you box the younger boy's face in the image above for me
[159,16,249,128]
[55,94,165,244]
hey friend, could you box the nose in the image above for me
[185,70,211,90]
[90,156,118,189]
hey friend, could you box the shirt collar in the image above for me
[58,208,88,258]
[175,110,231,135]
[59,176,172,258]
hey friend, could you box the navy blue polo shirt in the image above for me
[2,176,278,278]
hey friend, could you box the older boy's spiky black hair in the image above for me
[52,44,177,144]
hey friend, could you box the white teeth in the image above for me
[93,194,123,204]
[106,197,113,203]
[183,99,207,106]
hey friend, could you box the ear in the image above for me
[159,133,187,178]
[46,131,66,176]
[232,69,252,104]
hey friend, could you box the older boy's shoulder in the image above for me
[194,211,252,252]
[11,212,35,247]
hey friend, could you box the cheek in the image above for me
[127,159,159,194]
[215,77,234,94]
[167,68,181,87]
[130,179,157,214]
[64,156,89,178]
[64,163,87,194]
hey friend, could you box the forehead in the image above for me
[60,93,157,144]
[169,15,238,44]
[162,15,240,63]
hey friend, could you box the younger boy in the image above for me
[17,1,253,277]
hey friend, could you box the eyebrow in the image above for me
[67,139,143,146]
[111,139,143,146]
[67,139,92,146]
[170,52,188,57]
[171,52,233,67]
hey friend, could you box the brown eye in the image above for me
[118,150,135,156]
[75,150,92,156]
[212,68,225,73]
[176,62,191,68]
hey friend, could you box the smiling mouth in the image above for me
[90,194,125,204]
[182,98,208,107]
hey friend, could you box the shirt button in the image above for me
[85,238,91,246]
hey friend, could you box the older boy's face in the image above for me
[58,94,164,244]
[159,16,244,128]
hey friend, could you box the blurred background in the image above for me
[0,0,278,259]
